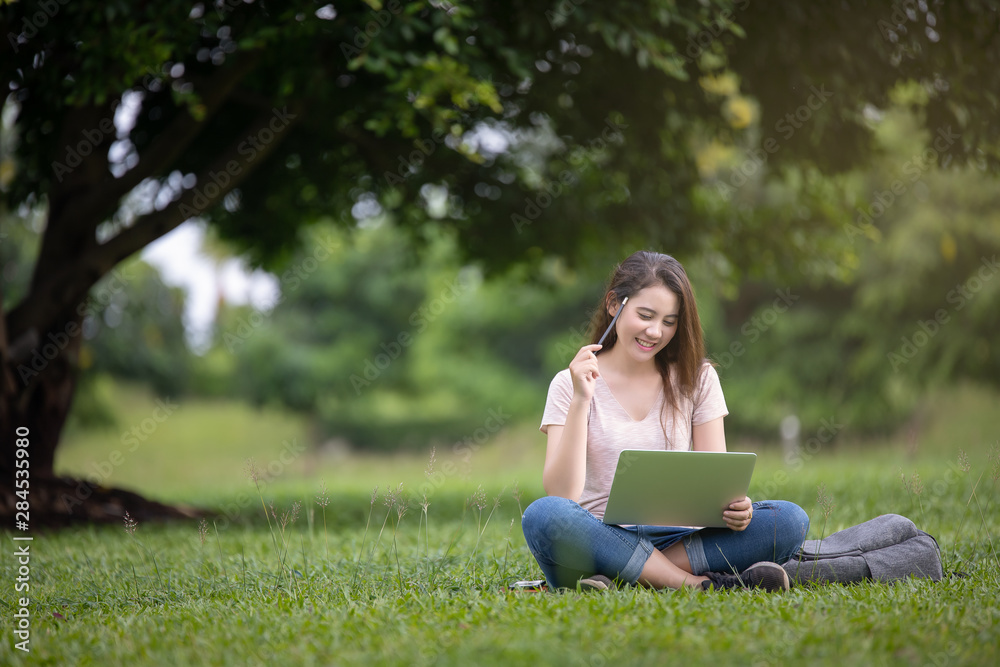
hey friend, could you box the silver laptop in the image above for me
[602,450,757,527]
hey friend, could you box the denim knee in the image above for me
[771,500,810,562]
[521,495,563,533]
[521,495,576,552]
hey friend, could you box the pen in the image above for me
[596,296,628,349]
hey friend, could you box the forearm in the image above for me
[542,398,590,500]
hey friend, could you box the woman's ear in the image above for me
[606,292,620,318]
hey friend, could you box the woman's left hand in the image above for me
[723,496,753,531]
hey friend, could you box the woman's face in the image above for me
[609,283,680,361]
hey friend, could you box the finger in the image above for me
[724,518,745,531]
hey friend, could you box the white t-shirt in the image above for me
[539,362,729,520]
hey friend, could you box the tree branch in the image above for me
[46,50,264,236]
[6,102,302,342]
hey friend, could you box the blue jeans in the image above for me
[521,496,810,588]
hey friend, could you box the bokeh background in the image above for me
[1,0,998,517]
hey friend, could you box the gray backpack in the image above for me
[782,513,943,585]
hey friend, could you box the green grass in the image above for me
[4,382,998,665]
[55,381,314,505]
[54,380,545,508]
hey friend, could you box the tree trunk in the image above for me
[0,59,287,526]
[1,286,198,526]
[1,305,81,478]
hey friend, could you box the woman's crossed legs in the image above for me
[521,495,810,589]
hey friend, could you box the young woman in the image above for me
[521,251,809,591]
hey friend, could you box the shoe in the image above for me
[701,561,790,592]
[578,574,616,591]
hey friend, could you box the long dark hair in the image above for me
[587,251,709,437]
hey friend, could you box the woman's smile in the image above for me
[635,337,657,351]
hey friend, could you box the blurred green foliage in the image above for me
[702,102,1000,437]
[83,260,193,396]
[213,221,603,450]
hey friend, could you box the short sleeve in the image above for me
[691,363,729,426]
[540,370,575,434]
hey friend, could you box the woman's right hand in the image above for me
[568,344,603,401]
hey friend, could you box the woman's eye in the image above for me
[664,321,677,327]
[639,314,651,320]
